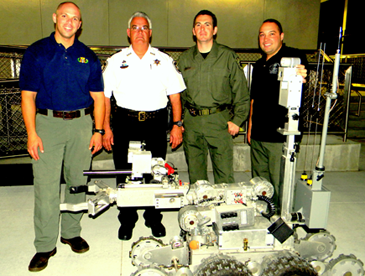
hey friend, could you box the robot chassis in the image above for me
[61,57,364,275]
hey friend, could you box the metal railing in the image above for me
[0,80,26,157]
[0,45,358,157]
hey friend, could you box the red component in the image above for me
[165,163,175,175]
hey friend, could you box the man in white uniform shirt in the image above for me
[103,11,186,240]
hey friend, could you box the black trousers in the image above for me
[112,107,167,226]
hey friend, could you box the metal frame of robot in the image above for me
[60,54,364,275]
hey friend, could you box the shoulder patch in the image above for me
[236,57,243,70]
[102,60,108,73]
[173,60,181,74]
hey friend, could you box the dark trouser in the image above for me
[250,138,283,208]
[112,107,167,226]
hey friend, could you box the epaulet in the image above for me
[149,46,159,56]
[108,47,129,59]
[236,56,244,70]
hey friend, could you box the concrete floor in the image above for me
[0,138,364,276]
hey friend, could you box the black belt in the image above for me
[186,103,229,116]
[37,106,92,120]
[117,107,165,121]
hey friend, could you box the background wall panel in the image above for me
[76,0,109,45]
[39,0,109,46]
[263,0,320,50]
[108,0,169,46]
[168,0,264,48]
[0,0,320,50]
[0,0,43,45]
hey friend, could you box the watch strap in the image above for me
[94,129,105,135]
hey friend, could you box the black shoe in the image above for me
[60,237,89,253]
[28,248,57,272]
[118,225,134,240]
[145,221,166,237]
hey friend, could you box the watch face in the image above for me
[174,121,183,127]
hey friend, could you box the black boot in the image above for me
[118,207,138,240]
[145,221,166,237]
[143,208,165,237]
[118,225,135,240]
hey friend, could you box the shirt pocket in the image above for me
[182,67,196,89]
[210,68,230,102]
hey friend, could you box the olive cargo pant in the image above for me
[250,138,283,208]
[183,109,235,184]
[32,112,92,252]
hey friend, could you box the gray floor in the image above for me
[0,139,364,276]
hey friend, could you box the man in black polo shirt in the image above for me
[20,2,105,272]
[248,19,307,210]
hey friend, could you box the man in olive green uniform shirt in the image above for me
[178,10,249,184]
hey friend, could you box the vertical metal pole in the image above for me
[312,29,342,189]
[340,0,348,57]
[343,66,352,142]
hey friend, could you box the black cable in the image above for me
[257,195,276,219]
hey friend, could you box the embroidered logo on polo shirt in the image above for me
[269,63,280,74]
[78,57,89,64]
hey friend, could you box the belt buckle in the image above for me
[201,109,210,116]
[138,111,146,121]
[62,111,79,120]
[62,111,71,120]
[189,108,197,117]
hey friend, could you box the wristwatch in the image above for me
[94,129,105,135]
[173,121,183,127]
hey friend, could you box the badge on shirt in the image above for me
[120,60,129,69]
[154,59,161,66]
[78,57,89,64]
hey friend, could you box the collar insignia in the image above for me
[154,59,161,66]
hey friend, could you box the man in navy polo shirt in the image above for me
[20,2,105,272]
